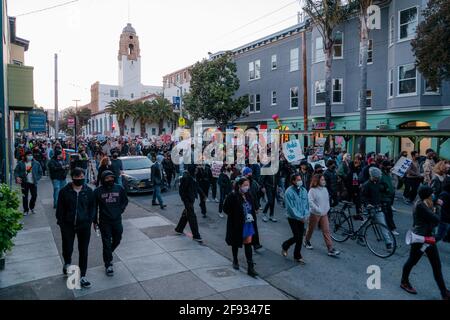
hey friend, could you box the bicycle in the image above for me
[328,201,397,258]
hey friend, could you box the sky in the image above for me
[8,0,302,110]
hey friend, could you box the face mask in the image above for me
[105,180,115,188]
[26,155,33,161]
[296,181,303,188]
[72,179,85,186]
[320,181,326,187]
[240,186,250,194]
[113,154,118,159]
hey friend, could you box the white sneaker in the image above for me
[391,206,398,212]
[392,230,400,236]
[214,198,219,203]
[218,213,224,218]
[269,217,278,222]
[262,215,269,222]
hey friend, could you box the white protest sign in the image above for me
[391,157,412,177]
[309,160,327,170]
[282,139,305,163]
[211,161,223,178]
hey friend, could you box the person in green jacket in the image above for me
[380,160,398,235]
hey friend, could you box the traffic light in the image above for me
[111,123,116,131]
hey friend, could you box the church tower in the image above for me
[118,23,141,99]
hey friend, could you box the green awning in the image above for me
[7,64,34,110]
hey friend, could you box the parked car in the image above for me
[120,156,168,194]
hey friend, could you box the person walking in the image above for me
[281,174,310,264]
[400,185,450,300]
[430,161,448,200]
[261,171,277,222]
[96,156,112,187]
[436,180,450,242]
[218,166,233,218]
[223,178,259,277]
[162,153,175,189]
[175,166,203,242]
[56,168,95,289]
[242,167,263,252]
[423,149,436,186]
[94,171,129,276]
[380,160,399,235]
[305,174,340,256]
[404,151,423,204]
[151,155,167,210]
[299,161,312,192]
[47,150,70,209]
[324,159,339,207]
[110,151,124,186]
[14,151,43,216]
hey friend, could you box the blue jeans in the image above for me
[52,179,67,208]
[435,222,450,242]
[152,185,163,206]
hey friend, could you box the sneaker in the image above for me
[281,248,288,257]
[31,209,36,215]
[304,241,313,250]
[269,217,278,222]
[400,282,417,295]
[214,198,219,203]
[391,206,398,212]
[62,264,70,275]
[193,237,203,243]
[392,230,400,236]
[262,215,269,222]
[160,205,167,210]
[328,248,340,256]
[80,277,91,289]
[106,266,114,277]
[174,230,183,235]
[232,261,239,270]
[152,202,159,206]
[295,258,306,265]
[218,212,224,218]
[254,244,263,251]
[23,211,29,217]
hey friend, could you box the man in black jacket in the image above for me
[56,167,95,289]
[48,151,69,208]
[324,159,339,207]
[175,166,202,242]
[94,171,128,276]
[151,155,167,209]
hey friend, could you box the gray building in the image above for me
[210,0,450,158]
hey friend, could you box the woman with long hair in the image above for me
[96,156,112,187]
[223,177,258,277]
[305,174,340,257]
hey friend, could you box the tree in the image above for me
[105,99,131,136]
[303,0,349,148]
[131,101,154,137]
[183,52,249,129]
[151,96,177,135]
[60,106,91,135]
[412,0,450,90]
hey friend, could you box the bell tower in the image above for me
[118,23,141,99]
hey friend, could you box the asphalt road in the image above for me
[129,188,450,300]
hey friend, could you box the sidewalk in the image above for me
[0,177,289,300]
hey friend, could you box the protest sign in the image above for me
[282,139,305,163]
[391,157,412,177]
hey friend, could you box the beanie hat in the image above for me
[156,155,164,164]
[101,170,115,185]
[418,185,433,200]
[314,164,323,170]
[242,167,252,176]
[369,167,382,178]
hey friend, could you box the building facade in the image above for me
[83,23,163,137]
[162,66,192,115]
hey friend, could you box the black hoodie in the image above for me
[56,183,95,227]
[94,172,128,223]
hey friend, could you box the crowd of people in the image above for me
[12,136,450,299]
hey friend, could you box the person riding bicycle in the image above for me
[361,167,394,250]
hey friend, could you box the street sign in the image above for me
[173,96,180,108]
[28,111,47,132]
[178,117,186,127]
[68,117,75,128]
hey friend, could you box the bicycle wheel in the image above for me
[364,222,397,258]
[328,208,351,242]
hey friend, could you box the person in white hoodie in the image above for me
[305,174,340,256]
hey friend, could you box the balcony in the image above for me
[7,64,34,110]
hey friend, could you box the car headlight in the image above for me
[123,175,139,186]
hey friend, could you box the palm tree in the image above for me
[131,101,153,137]
[151,96,177,135]
[105,99,131,136]
[303,0,349,150]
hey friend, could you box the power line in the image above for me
[214,0,298,41]
[15,0,80,17]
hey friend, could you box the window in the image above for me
[424,79,440,94]
[333,32,343,58]
[255,94,261,112]
[389,69,394,98]
[290,48,299,71]
[151,128,156,135]
[389,16,395,45]
[399,7,418,41]
[359,39,373,65]
[249,95,255,112]
[128,44,134,55]
[271,54,277,70]
[314,80,326,105]
[332,79,343,103]
[183,71,187,80]
[290,87,299,109]
[131,93,134,99]
[358,90,373,109]
[398,64,417,95]
[314,37,325,63]
[248,94,260,113]
[248,60,261,80]
[176,74,180,83]
[110,89,114,97]
[271,91,277,105]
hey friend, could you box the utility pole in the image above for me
[73,99,80,151]
[54,54,59,139]
[302,30,308,151]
